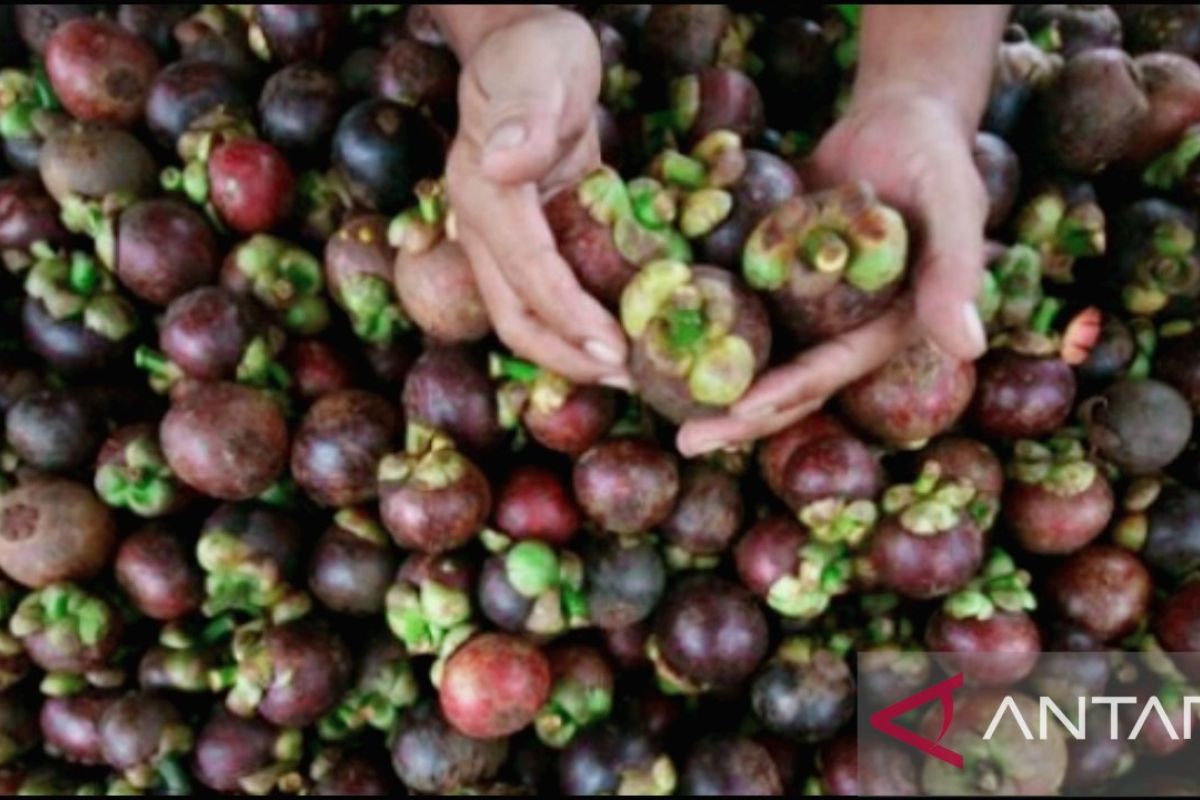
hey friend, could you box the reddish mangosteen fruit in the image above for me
[661,462,742,568]
[207,138,295,234]
[1047,545,1152,642]
[402,346,503,455]
[45,18,159,127]
[114,525,203,621]
[440,632,551,739]
[1003,436,1114,554]
[492,356,617,456]
[572,438,679,536]
[494,465,581,548]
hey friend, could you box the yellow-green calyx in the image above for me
[742,182,908,294]
[1010,436,1098,496]
[234,235,330,335]
[1144,125,1200,192]
[385,577,472,656]
[766,541,853,620]
[10,583,112,651]
[577,167,693,266]
[388,178,449,255]
[1015,187,1106,283]
[647,131,747,238]
[1121,219,1200,316]
[621,260,756,406]
[978,244,1044,333]
[798,497,879,547]
[882,465,977,536]
[377,424,469,491]
[24,248,137,341]
[943,549,1035,621]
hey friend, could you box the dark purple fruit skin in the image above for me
[0,175,69,254]
[1064,706,1131,791]
[40,693,116,766]
[1155,582,1200,681]
[255,4,347,64]
[973,132,1021,232]
[202,502,305,582]
[654,574,769,688]
[402,346,502,455]
[1077,315,1135,386]
[685,67,766,145]
[332,98,441,215]
[374,38,458,109]
[778,435,883,513]
[662,463,742,558]
[477,556,533,633]
[751,650,855,742]
[145,60,250,147]
[734,515,804,598]
[308,522,397,615]
[117,198,219,306]
[917,437,1005,499]
[925,610,1041,687]
[769,269,901,345]
[1048,545,1152,642]
[291,389,397,507]
[313,754,396,796]
[97,692,181,771]
[259,620,353,727]
[1156,328,1200,412]
[1017,4,1123,58]
[285,338,359,402]
[159,287,263,381]
[389,703,508,796]
[1119,5,1200,59]
[583,538,666,630]
[116,5,192,58]
[0,691,38,764]
[680,737,782,796]
[971,351,1076,441]
[1004,472,1114,555]
[868,517,985,600]
[22,295,127,374]
[114,525,203,621]
[573,438,680,535]
[697,150,802,269]
[192,708,280,794]
[5,388,102,471]
[1126,52,1200,164]
[642,5,733,76]
[758,16,836,127]
[1142,484,1200,578]
[559,726,664,796]
[378,456,491,554]
[1083,378,1193,475]
[14,5,95,54]
[259,62,343,157]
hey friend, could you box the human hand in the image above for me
[678,89,990,456]
[444,8,631,388]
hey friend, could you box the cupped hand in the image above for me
[445,9,631,388]
[678,89,990,456]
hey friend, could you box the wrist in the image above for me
[430,4,557,59]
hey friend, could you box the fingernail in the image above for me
[585,339,624,366]
[684,436,727,457]
[601,374,633,392]
[486,119,527,153]
[732,400,777,421]
[962,302,987,355]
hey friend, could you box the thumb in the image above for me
[913,160,989,362]
[479,82,566,185]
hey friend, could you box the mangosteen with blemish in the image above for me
[679,736,782,796]
[291,388,397,507]
[0,175,69,273]
[1012,180,1105,284]
[195,501,309,621]
[144,59,252,148]
[734,515,854,621]
[0,478,116,589]
[37,124,158,216]
[390,702,508,795]
[385,551,475,656]
[865,463,987,600]
[660,461,742,569]
[308,509,397,616]
[648,573,768,694]
[1046,544,1152,643]
[1035,46,1149,174]
[9,582,123,686]
[403,345,503,455]
[191,707,303,795]
[477,540,587,638]
[43,17,159,128]
[115,524,203,622]
[217,616,352,728]
[318,630,417,740]
[545,165,692,308]
[97,691,193,794]
[1108,198,1200,317]
[572,437,679,535]
[160,382,289,502]
[925,548,1040,687]
[20,247,138,375]
[751,637,855,743]
[742,181,909,344]
[840,339,976,450]
[1082,377,1193,475]
[39,691,117,766]
[4,386,101,473]
[582,536,665,630]
[374,36,458,113]
[1155,318,1200,412]
[324,212,406,344]
[438,631,551,739]
[1114,479,1200,579]
[332,97,442,215]
[221,234,330,335]
[1003,434,1114,554]
[377,422,491,553]
[534,644,614,749]
[558,724,677,796]
[258,62,343,160]
[390,179,491,344]
[620,259,770,422]
[492,355,616,456]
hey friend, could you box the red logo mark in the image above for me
[869,672,964,768]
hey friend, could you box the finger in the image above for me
[466,180,629,365]
[678,401,823,458]
[912,155,989,361]
[459,234,629,387]
[730,301,917,420]
[476,77,567,185]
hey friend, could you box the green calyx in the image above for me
[1015,188,1106,283]
[1144,126,1200,191]
[10,583,112,650]
[235,332,292,391]
[798,497,879,547]
[1122,221,1200,316]
[500,546,587,637]
[505,541,561,598]
[296,169,355,241]
[58,192,133,269]
[385,579,472,656]
[23,250,137,341]
[647,132,744,238]
[197,531,308,622]
[1009,436,1098,496]
[134,346,184,393]
[94,436,179,517]
[319,654,418,740]
[882,465,977,536]
[234,235,330,334]
[340,273,409,344]
[943,548,1035,621]
[378,425,470,490]
[332,508,390,546]
[389,179,449,252]
[981,244,1044,331]
[669,75,700,134]
[535,678,613,748]
[743,183,908,294]
[645,636,703,696]
[577,167,693,267]
[766,541,853,620]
